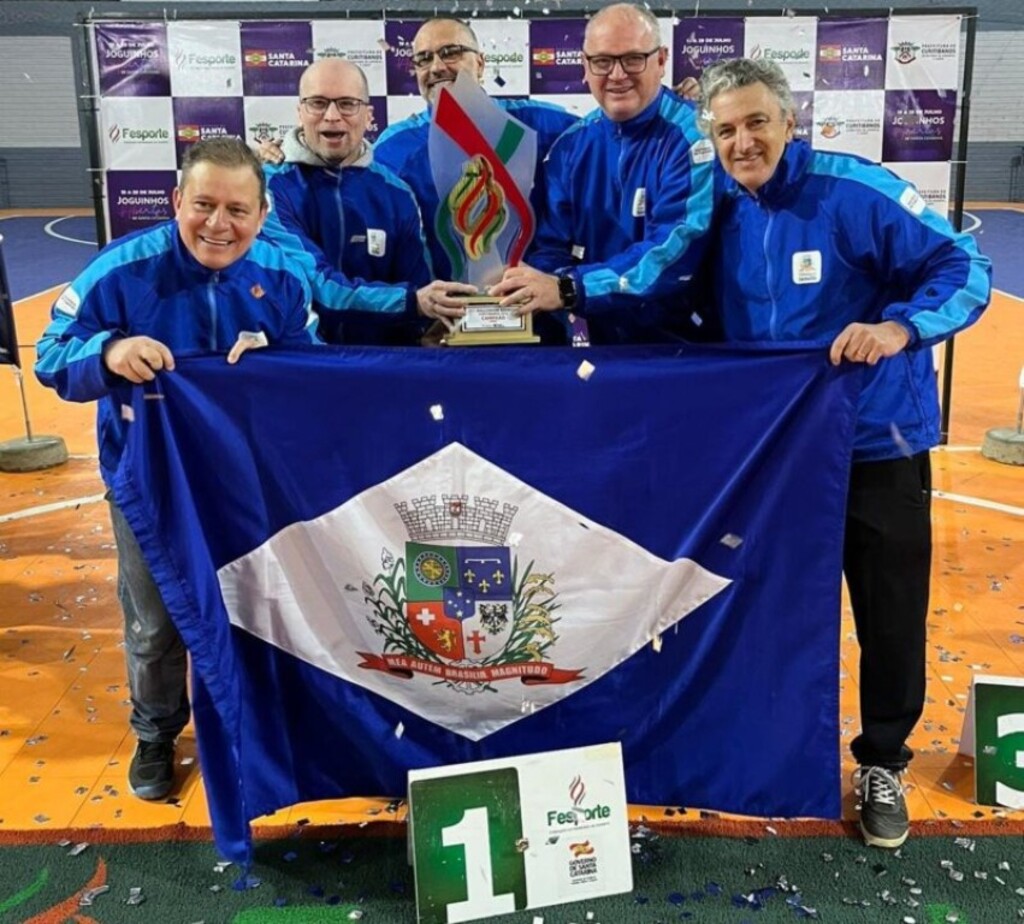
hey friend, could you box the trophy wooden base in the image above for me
[444,296,540,346]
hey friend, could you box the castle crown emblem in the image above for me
[395,494,517,545]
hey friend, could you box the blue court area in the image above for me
[0,215,97,301]
[966,208,1024,299]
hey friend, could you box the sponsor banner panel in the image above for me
[100,96,176,171]
[167,21,243,98]
[172,96,245,167]
[311,20,387,96]
[384,21,420,98]
[105,170,177,240]
[672,18,744,88]
[886,15,961,91]
[811,89,885,162]
[88,14,964,239]
[815,19,887,91]
[94,22,170,98]
[240,21,313,97]
[745,17,817,91]
[882,88,957,162]
[476,19,530,97]
[529,19,586,95]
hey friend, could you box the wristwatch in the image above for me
[556,272,578,310]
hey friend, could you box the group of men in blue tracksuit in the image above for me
[36,2,991,849]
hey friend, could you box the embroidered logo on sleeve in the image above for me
[792,250,823,285]
[367,229,387,257]
[55,286,81,317]
[631,188,647,218]
[899,186,926,216]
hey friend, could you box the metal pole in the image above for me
[940,8,978,445]
[13,367,34,442]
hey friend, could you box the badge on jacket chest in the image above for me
[792,250,822,285]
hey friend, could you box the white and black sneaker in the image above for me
[854,765,909,848]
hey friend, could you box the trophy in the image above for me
[428,71,540,345]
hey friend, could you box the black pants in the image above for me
[844,451,932,770]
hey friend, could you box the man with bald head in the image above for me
[371,17,577,284]
[492,3,720,344]
[261,58,472,344]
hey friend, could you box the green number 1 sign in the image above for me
[410,768,528,923]
[409,743,632,923]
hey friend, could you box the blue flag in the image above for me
[113,344,860,865]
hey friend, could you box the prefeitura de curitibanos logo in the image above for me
[356,494,583,692]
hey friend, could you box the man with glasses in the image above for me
[698,57,990,848]
[261,58,473,343]
[372,18,578,284]
[490,3,720,345]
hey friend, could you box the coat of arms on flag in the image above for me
[358,494,582,689]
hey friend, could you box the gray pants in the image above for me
[108,496,190,743]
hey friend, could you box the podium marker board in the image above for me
[409,742,632,924]
[960,674,1024,808]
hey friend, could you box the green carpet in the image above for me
[0,828,1020,923]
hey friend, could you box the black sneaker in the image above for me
[855,765,909,848]
[128,740,175,801]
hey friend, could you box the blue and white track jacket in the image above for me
[35,221,319,485]
[708,139,991,461]
[262,131,431,344]
[529,87,721,344]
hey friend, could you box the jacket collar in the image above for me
[282,127,373,169]
[172,224,249,281]
[604,86,668,137]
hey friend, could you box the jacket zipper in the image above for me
[761,207,779,340]
[207,272,220,351]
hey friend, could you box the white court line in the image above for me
[44,216,97,247]
[935,445,981,452]
[15,282,65,304]
[933,490,1024,518]
[961,210,981,234]
[995,287,1024,304]
[0,493,106,525]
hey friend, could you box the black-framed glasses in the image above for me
[410,43,478,70]
[300,96,370,117]
[583,47,661,76]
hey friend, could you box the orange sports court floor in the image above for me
[0,205,1021,844]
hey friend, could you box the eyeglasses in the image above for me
[300,96,369,117]
[583,48,661,76]
[410,44,478,70]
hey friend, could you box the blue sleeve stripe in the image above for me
[914,249,991,341]
[374,113,427,154]
[582,122,715,298]
[808,153,992,340]
[367,161,418,199]
[260,179,410,314]
[35,312,113,387]
[66,224,173,306]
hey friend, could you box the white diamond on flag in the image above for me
[217,443,730,740]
